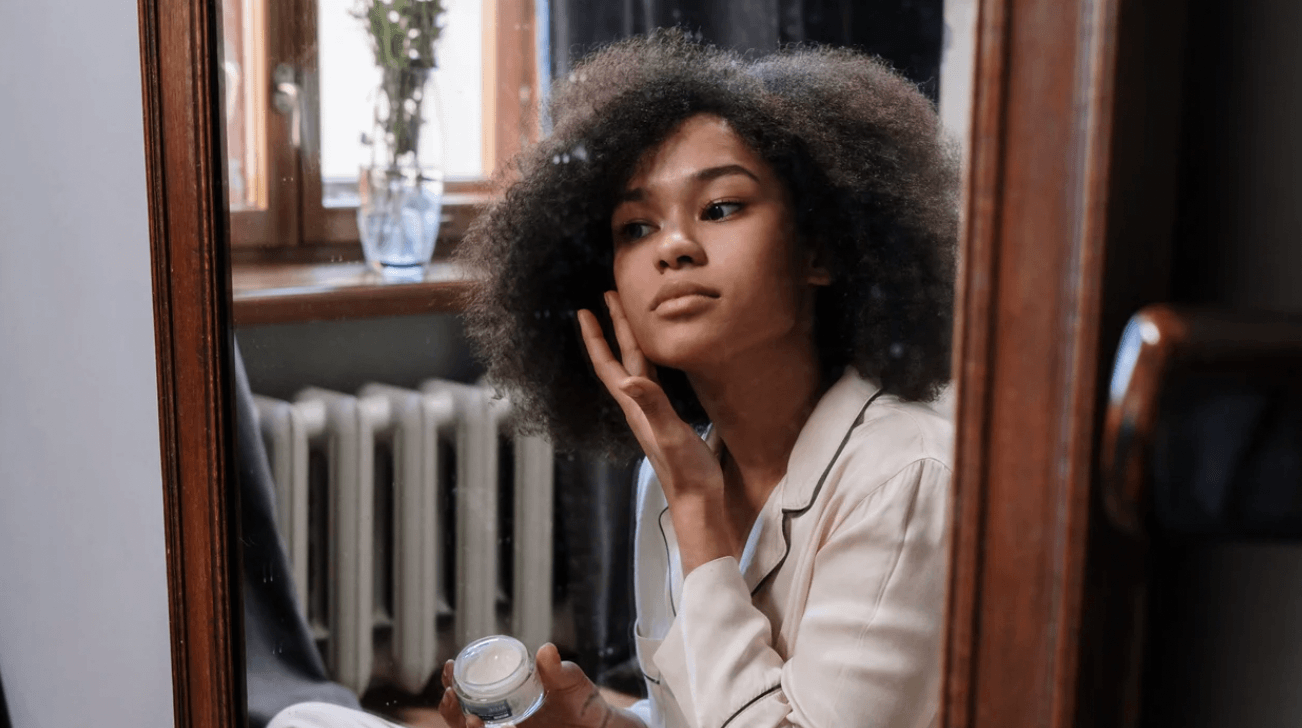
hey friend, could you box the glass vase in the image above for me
[358,65,445,281]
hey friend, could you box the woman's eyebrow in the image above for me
[616,164,760,204]
[694,163,760,183]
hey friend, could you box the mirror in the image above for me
[139,0,1170,724]
[221,2,972,725]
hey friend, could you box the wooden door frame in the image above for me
[138,0,1189,725]
[944,0,1185,726]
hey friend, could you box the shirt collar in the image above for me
[734,368,882,592]
[776,368,883,511]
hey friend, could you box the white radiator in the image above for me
[252,380,554,696]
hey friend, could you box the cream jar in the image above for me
[452,635,545,726]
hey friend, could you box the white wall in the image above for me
[0,0,174,725]
[939,0,976,158]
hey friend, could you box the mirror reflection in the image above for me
[223,2,972,726]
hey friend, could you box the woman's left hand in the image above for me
[577,291,740,572]
[437,643,648,728]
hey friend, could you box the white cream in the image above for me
[464,639,521,684]
[453,635,545,727]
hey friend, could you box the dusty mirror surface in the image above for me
[218,2,976,726]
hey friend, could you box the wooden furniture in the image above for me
[1102,304,1302,537]
[231,262,473,326]
[941,0,1186,725]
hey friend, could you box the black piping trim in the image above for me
[751,390,884,596]
[657,504,677,616]
[630,620,662,685]
[720,683,783,728]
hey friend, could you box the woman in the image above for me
[271,28,957,728]
[444,29,958,728]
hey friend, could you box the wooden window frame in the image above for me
[227,0,538,261]
[137,0,1188,725]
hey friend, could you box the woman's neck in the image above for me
[685,333,827,531]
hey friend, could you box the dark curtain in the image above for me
[551,0,944,99]
[235,339,361,726]
[554,457,642,693]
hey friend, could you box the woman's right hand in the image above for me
[577,296,740,573]
[437,643,645,728]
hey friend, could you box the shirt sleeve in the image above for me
[626,698,654,727]
[653,457,951,728]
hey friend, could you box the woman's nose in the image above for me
[655,224,706,272]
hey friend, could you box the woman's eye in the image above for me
[703,201,743,221]
[620,221,654,240]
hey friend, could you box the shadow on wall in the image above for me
[1,666,10,728]
[237,313,484,399]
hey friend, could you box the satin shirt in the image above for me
[626,370,953,728]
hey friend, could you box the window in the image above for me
[221,0,542,262]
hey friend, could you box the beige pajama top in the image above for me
[627,370,953,728]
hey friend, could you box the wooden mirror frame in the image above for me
[139,0,243,723]
[139,0,1188,725]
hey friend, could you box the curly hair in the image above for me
[457,29,959,460]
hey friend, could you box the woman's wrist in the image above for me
[668,495,738,573]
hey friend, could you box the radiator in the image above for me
[252,380,554,696]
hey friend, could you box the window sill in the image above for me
[231,260,473,326]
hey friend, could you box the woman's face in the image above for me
[609,113,827,373]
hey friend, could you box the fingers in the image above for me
[535,642,588,695]
[577,308,630,387]
[535,641,563,676]
[438,685,467,728]
[439,660,479,728]
[604,291,653,381]
[578,290,657,385]
[534,643,609,726]
[618,375,687,442]
[439,685,486,728]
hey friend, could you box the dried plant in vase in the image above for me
[354,0,448,279]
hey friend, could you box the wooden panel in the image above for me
[136,0,244,726]
[233,185,491,263]
[231,261,473,325]
[227,0,306,248]
[484,0,538,173]
[942,0,1186,726]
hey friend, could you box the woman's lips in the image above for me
[654,293,718,317]
[649,280,721,312]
